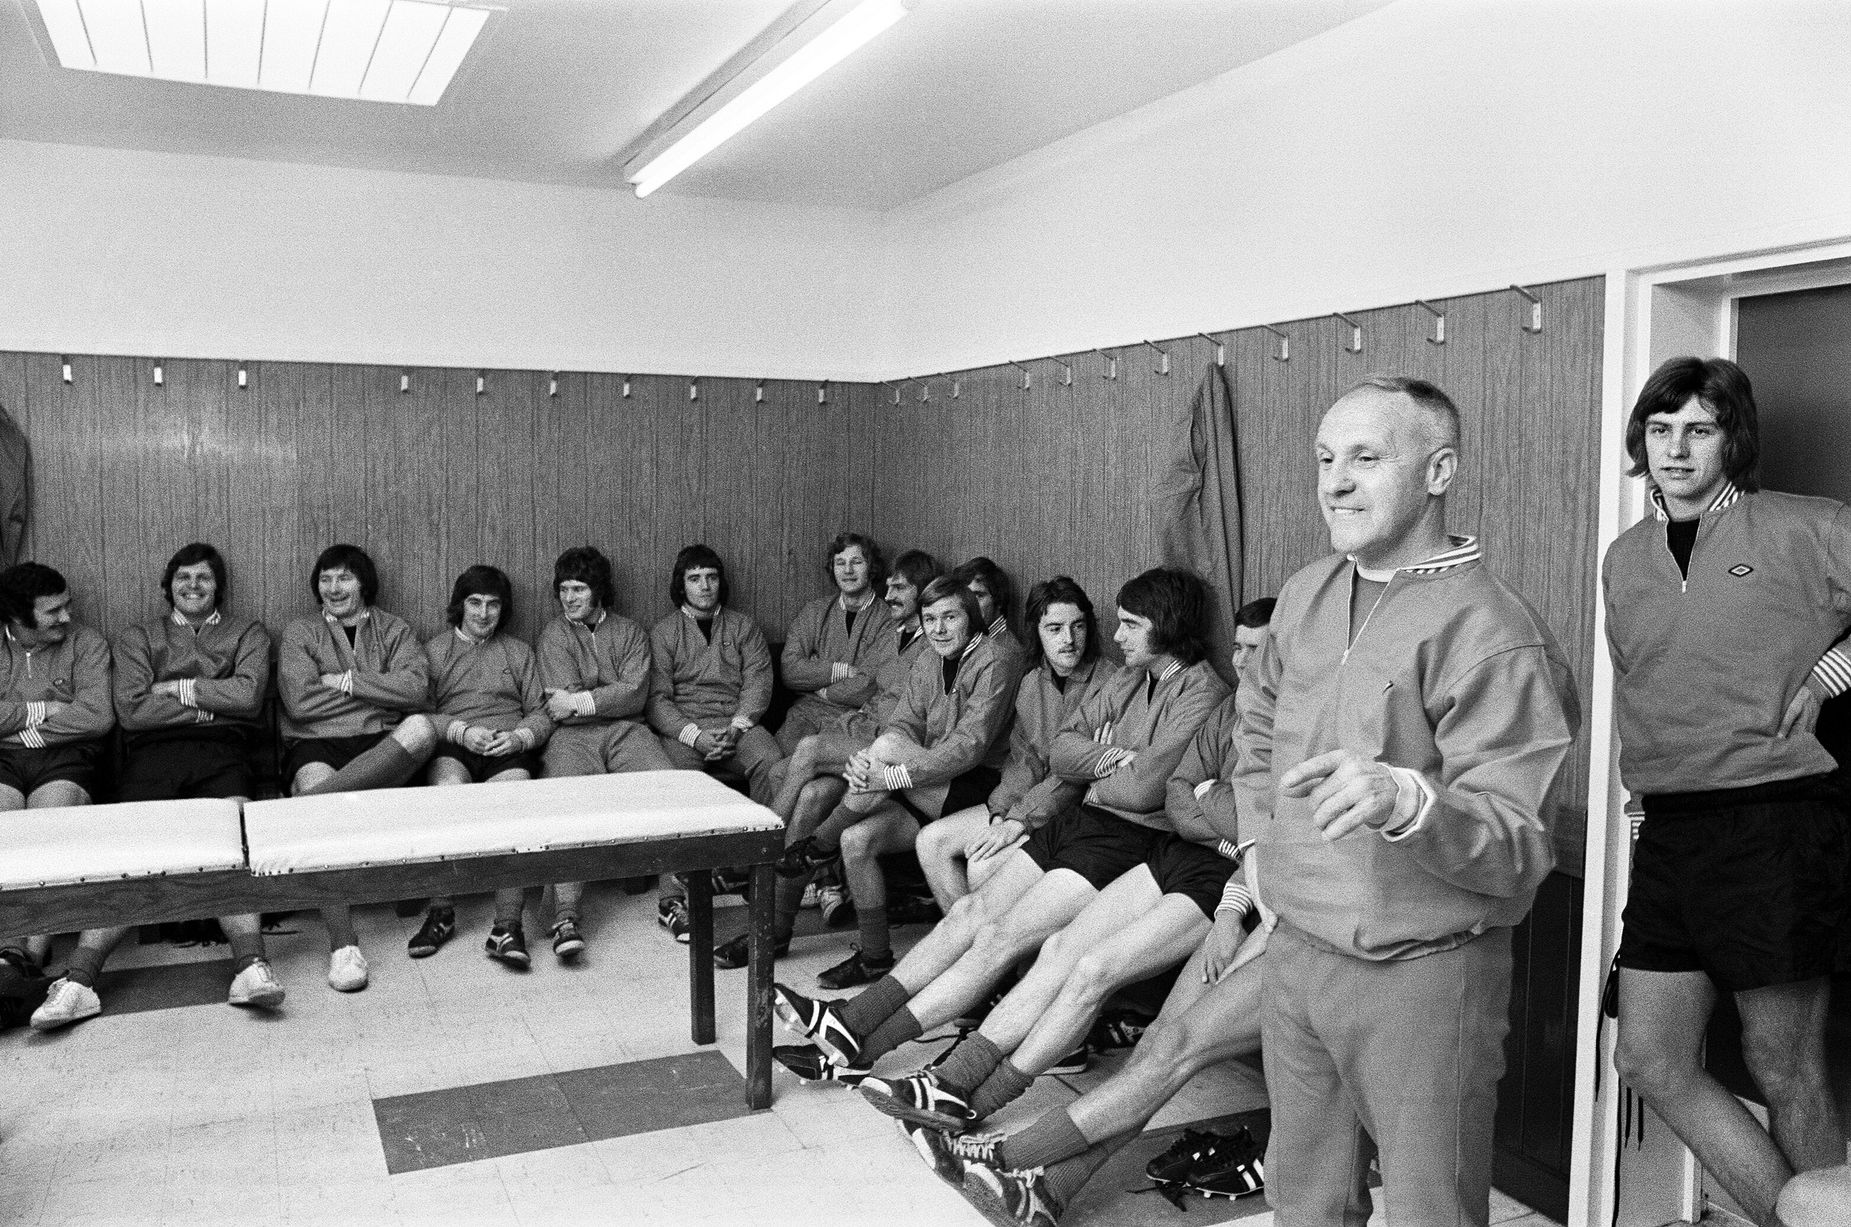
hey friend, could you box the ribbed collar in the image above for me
[1353,534,1481,581]
[1649,480,1743,523]
[171,608,222,628]
[323,607,370,628]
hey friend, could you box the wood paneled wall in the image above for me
[0,354,878,647]
[866,276,1604,867]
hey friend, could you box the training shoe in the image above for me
[774,1044,871,1085]
[860,1069,976,1131]
[800,882,820,910]
[817,948,895,991]
[775,835,839,880]
[963,1159,1061,1226]
[772,983,863,1066]
[906,1122,1004,1187]
[227,959,286,1009]
[327,945,369,992]
[30,976,101,1031]
[407,907,455,958]
[658,898,691,944]
[816,884,856,928]
[1173,1127,1265,1200]
[484,925,531,969]
[714,932,789,970]
[551,919,586,961]
[1045,1045,1089,1076]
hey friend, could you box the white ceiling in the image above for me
[0,0,1392,210]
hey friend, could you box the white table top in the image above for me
[243,769,782,876]
[0,798,245,890]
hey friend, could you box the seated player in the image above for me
[715,549,940,968]
[772,568,1228,1080]
[408,565,554,967]
[915,577,1119,909]
[776,533,894,753]
[776,575,1016,989]
[953,556,1026,675]
[279,544,438,993]
[647,544,784,936]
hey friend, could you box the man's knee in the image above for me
[1614,1027,1700,1099]
[1740,1020,1830,1102]
[393,714,438,758]
[1055,952,1119,1010]
[26,779,87,808]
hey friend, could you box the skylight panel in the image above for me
[33,0,492,105]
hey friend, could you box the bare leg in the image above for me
[916,806,995,910]
[1616,968,1795,1224]
[886,850,1050,995]
[1737,978,1843,1174]
[292,762,356,951]
[840,806,922,961]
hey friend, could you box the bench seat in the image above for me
[0,798,244,890]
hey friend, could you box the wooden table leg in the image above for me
[747,861,775,1110]
[686,868,715,1045]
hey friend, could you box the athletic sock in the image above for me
[1039,1134,1129,1211]
[773,875,804,946]
[856,904,891,961]
[305,738,419,794]
[931,1032,1005,1092]
[226,928,265,970]
[838,973,910,1035]
[859,1005,925,1063]
[809,808,856,851]
[966,1058,1036,1120]
[62,944,110,988]
[997,1106,1092,1172]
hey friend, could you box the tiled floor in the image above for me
[0,886,1562,1225]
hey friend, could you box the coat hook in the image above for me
[1194,333,1225,367]
[548,372,559,397]
[1332,313,1363,354]
[1415,299,1446,345]
[942,373,960,400]
[60,356,72,384]
[889,382,901,406]
[400,370,411,394]
[817,380,829,405]
[1260,325,1289,362]
[1009,360,1033,390]
[620,375,632,399]
[1094,349,1119,380]
[1141,340,1171,375]
[476,371,486,396]
[918,378,930,403]
[755,380,766,404]
[1052,357,1074,386]
[237,364,248,389]
[1510,284,1543,333]
[153,359,164,386]
[688,379,699,403]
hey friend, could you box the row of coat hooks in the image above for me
[877,284,1546,402]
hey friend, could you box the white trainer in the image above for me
[327,945,369,992]
[30,976,101,1031]
[228,958,287,1009]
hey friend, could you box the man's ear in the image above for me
[1426,446,1458,496]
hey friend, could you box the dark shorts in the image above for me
[1618,772,1849,992]
[283,731,392,787]
[896,766,1003,825]
[1022,805,1164,891]
[1146,833,1239,919]
[0,740,99,799]
[431,746,542,783]
[119,731,252,802]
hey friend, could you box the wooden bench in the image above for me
[0,771,784,1107]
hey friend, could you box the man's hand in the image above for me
[544,689,583,721]
[151,680,184,697]
[1780,686,1823,738]
[481,729,521,757]
[1200,911,1248,984]
[844,754,875,793]
[40,700,67,721]
[966,817,1026,863]
[1279,750,1399,841]
[319,672,345,690]
[693,730,731,761]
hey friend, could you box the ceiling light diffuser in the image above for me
[627,0,909,199]
[32,0,492,105]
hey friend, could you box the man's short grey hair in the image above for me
[1348,374,1460,453]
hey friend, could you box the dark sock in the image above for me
[63,945,110,987]
[773,875,804,945]
[932,1031,1004,1093]
[856,904,891,961]
[307,739,419,794]
[226,928,265,968]
[967,1058,1036,1120]
[859,1005,925,1063]
[997,1106,1092,1172]
[1039,1135,1129,1211]
[809,809,856,851]
[838,973,910,1035]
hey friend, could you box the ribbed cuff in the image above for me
[18,727,46,749]
[1380,767,1436,840]
[25,701,45,727]
[882,763,914,791]
[1214,879,1253,919]
[176,678,199,708]
[678,723,702,748]
[1810,646,1851,699]
[447,720,468,744]
[337,670,355,695]
[1093,747,1131,778]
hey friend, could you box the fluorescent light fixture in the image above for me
[32,0,492,105]
[626,0,909,199]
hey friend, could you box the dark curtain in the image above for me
[1153,363,1242,673]
[0,402,27,567]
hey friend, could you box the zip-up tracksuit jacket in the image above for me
[424,629,552,749]
[987,656,1119,829]
[780,594,896,731]
[1050,658,1230,830]
[838,620,930,743]
[879,634,1015,819]
[1604,485,1851,796]
[278,609,429,742]
[646,607,774,737]
[114,610,270,745]
[0,623,113,749]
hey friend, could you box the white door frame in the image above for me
[1569,236,1851,1227]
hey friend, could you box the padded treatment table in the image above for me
[0,771,785,1108]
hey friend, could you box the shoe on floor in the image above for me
[407,907,455,958]
[963,1159,1062,1226]
[1174,1126,1265,1199]
[817,947,895,991]
[817,884,856,929]
[551,919,586,961]
[774,1044,871,1086]
[905,1121,1003,1187]
[772,983,863,1066]
[327,945,369,992]
[1045,1045,1089,1076]
[859,1069,976,1131]
[227,958,286,1009]
[658,898,691,944]
[30,976,101,1031]
[800,882,820,910]
[714,932,789,970]
[485,924,531,969]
